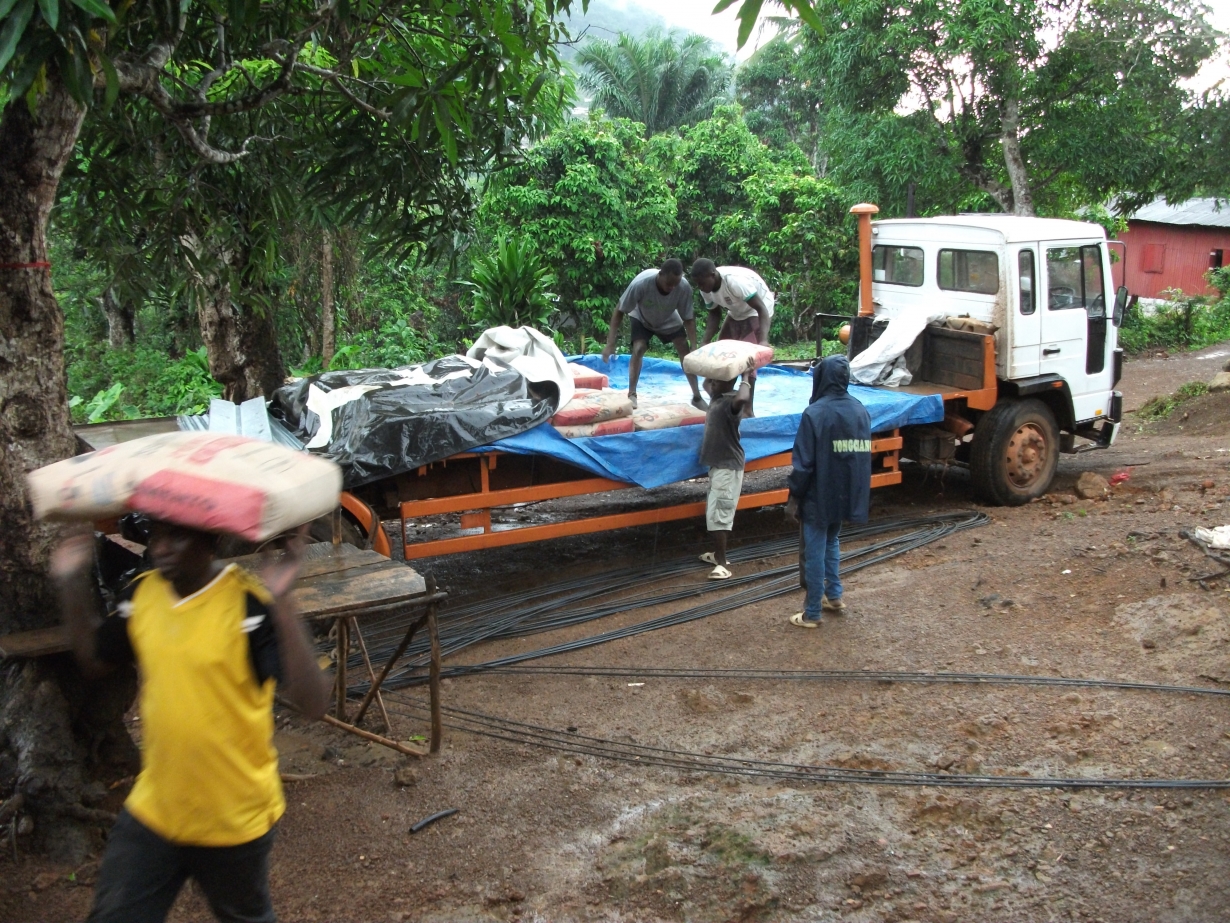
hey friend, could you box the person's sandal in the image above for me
[627,391,638,409]
[699,552,718,565]
[789,612,820,629]
[708,564,732,580]
[822,596,847,614]
[691,394,708,411]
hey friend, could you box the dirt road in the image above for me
[6,347,1230,923]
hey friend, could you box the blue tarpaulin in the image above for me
[480,356,944,489]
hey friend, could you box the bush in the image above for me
[460,236,556,330]
[1119,283,1230,354]
[68,347,223,422]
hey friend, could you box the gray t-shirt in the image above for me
[700,393,744,470]
[618,269,695,333]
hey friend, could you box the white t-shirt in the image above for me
[699,267,775,322]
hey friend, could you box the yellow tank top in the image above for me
[124,565,285,846]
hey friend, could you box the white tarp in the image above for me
[849,309,946,387]
[466,326,575,408]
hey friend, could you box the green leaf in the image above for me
[66,0,114,23]
[100,51,118,111]
[735,0,763,49]
[37,0,56,30]
[711,0,738,12]
[0,0,36,73]
[787,0,823,36]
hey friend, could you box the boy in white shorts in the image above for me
[698,377,751,579]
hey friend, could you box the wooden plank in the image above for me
[0,627,69,659]
[294,568,428,616]
[226,543,391,581]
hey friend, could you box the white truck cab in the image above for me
[844,211,1128,505]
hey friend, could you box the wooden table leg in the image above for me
[350,617,393,732]
[428,601,442,754]
[335,616,349,721]
[353,613,425,726]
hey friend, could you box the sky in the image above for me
[643,0,1230,89]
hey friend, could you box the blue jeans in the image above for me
[802,518,842,620]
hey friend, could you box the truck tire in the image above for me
[970,398,1059,506]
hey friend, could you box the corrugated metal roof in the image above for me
[1129,197,1230,228]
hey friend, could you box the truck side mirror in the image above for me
[1112,285,1129,327]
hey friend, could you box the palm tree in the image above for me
[576,32,734,137]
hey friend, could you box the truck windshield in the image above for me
[938,249,999,294]
[873,246,924,286]
[1046,245,1105,311]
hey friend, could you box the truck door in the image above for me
[1010,247,1040,377]
[1041,243,1110,420]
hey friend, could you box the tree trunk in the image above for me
[321,231,335,368]
[197,286,288,401]
[100,285,135,349]
[0,83,138,862]
[187,241,288,401]
[1000,97,1035,217]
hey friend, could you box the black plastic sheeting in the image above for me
[269,356,559,488]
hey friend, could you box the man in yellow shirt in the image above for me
[53,521,329,923]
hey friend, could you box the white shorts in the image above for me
[706,467,744,531]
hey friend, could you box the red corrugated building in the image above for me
[1111,198,1230,298]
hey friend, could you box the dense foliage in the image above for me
[575,31,733,136]
[21,0,1230,422]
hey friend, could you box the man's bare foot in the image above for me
[627,392,637,409]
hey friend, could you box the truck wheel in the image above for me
[970,399,1058,505]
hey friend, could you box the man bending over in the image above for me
[603,258,706,410]
[690,260,774,416]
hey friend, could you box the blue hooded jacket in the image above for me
[787,356,872,525]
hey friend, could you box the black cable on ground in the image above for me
[466,666,1230,699]
[380,692,1230,791]
[346,512,986,670]
[342,511,990,690]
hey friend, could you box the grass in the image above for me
[1136,381,1210,421]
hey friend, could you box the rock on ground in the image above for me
[1075,471,1110,499]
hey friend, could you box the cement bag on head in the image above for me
[553,417,635,438]
[633,404,707,431]
[551,389,633,426]
[27,432,342,542]
[567,363,609,391]
[682,340,774,381]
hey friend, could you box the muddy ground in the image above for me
[4,349,1230,923]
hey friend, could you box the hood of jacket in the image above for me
[811,355,851,402]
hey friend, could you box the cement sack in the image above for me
[27,432,341,542]
[554,417,635,438]
[633,404,707,431]
[551,389,634,426]
[568,363,609,390]
[682,340,774,381]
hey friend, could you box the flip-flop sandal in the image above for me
[789,612,820,629]
[699,552,718,565]
[708,565,732,580]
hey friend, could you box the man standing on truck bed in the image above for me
[603,259,707,411]
[786,355,871,628]
[690,259,774,416]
